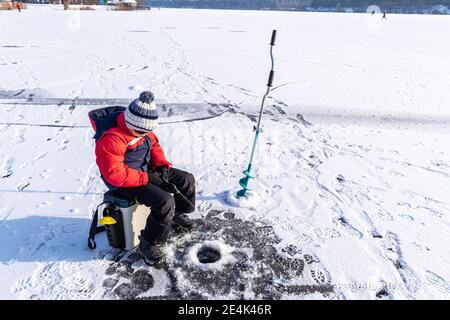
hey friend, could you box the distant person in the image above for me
[16,2,21,12]
[382,11,387,19]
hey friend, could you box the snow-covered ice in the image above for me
[0,4,450,299]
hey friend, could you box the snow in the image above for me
[1,5,450,299]
[105,0,137,4]
[224,190,262,210]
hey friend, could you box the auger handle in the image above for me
[270,30,277,46]
[267,70,274,87]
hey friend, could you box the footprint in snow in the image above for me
[0,156,14,178]
[272,254,305,278]
[37,202,52,208]
[138,66,149,72]
[12,128,26,145]
[375,281,392,300]
[424,271,450,295]
[17,181,30,191]
[281,244,302,257]
[20,152,48,169]
[310,267,332,286]
[399,214,414,222]
[332,217,363,239]
[304,254,320,265]
[380,232,421,294]
[57,139,70,151]
[374,208,394,222]
[39,172,49,179]
[5,105,17,112]
[295,233,313,245]
[314,227,341,239]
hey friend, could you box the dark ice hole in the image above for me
[197,246,221,264]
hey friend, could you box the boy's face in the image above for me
[129,128,149,137]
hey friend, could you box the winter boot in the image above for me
[172,213,194,231]
[137,236,164,266]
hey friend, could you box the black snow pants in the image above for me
[114,168,195,245]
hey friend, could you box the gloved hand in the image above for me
[156,166,169,183]
[147,171,164,186]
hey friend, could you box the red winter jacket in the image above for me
[94,112,171,188]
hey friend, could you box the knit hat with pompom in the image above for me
[124,91,158,132]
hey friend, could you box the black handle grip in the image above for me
[267,70,274,87]
[270,30,277,46]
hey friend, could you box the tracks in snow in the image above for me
[1,95,449,298]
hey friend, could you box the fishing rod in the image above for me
[0,110,232,128]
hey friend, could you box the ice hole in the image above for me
[197,246,221,264]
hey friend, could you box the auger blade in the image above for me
[239,176,250,189]
[236,188,248,198]
[242,170,254,179]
